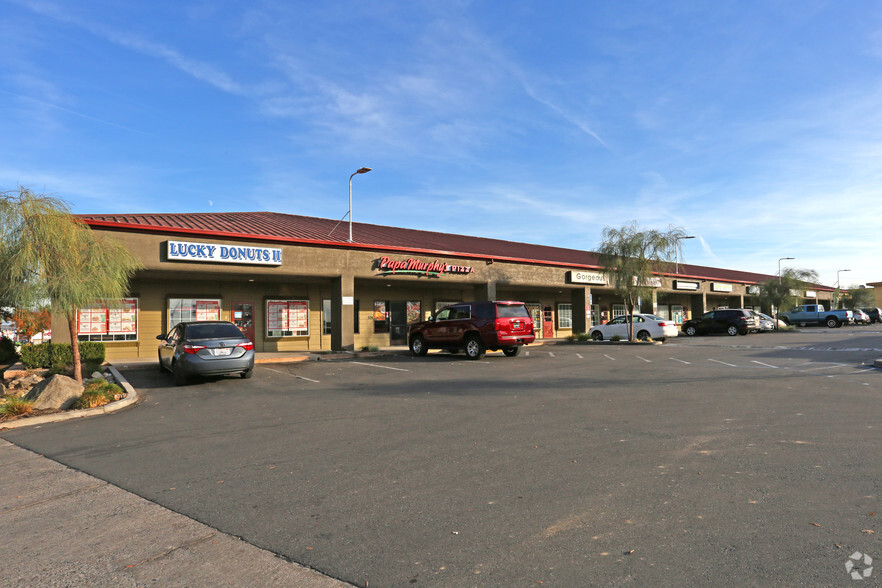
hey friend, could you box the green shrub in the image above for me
[576,332,591,341]
[19,342,106,369]
[360,345,380,352]
[610,335,622,342]
[0,337,17,363]
[71,379,124,409]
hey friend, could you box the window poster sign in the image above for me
[406,301,421,323]
[373,301,387,321]
[195,300,221,321]
[711,282,734,293]
[267,300,308,336]
[78,298,138,341]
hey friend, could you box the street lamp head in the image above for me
[356,167,372,174]
[683,235,696,239]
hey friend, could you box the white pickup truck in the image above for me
[779,304,853,328]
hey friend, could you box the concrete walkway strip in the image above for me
[0,440,352,587]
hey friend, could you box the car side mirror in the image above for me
[156,335,165,341]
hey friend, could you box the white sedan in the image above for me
[589,313,679,342]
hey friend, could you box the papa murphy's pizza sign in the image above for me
[374,256,474,277]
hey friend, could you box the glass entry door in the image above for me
[389,301,408,346]
[232,301,255,343]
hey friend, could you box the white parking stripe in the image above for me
[262,366,320,383]
[709,359,737,367]
[548,352,555,357]
[801,363,847,372]
[604,354,616,361]
[670,357,690,364]
[636,356,652,363]
[576,353,584,359]
[751,361,778,369]
[352,362,410,372]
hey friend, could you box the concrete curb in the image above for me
[0,365,139,431]
[874,358,882,369]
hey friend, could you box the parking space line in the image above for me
[352,362,410,372]
[548,352,555,357]
[635,356,652,363]
[709,359,737,367]
[262,366,320,383]
[670,357,690,364]
[801,363,847,372]
[576,353,584,359]
[603,354,616,361]
[751,361,778,369]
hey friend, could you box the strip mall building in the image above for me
[51,212,835,361]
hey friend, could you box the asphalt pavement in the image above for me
[2,330,881,586]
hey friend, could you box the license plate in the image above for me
[512,320,521,329]
[213,348,232,356]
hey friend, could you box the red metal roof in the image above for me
[78,211,831,290]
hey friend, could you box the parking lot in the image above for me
[3,328,881,586]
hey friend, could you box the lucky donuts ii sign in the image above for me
[375,256,475,277]
[167,240,282,266]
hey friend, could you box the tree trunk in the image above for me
[67,313,82,383]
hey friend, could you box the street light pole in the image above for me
[778,257,795,283]
[675,235,696,275]
[348,167,372,242]
[835,269,851,309]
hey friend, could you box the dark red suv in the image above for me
[408,301,535,359]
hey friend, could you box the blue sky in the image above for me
[2,1,880,289]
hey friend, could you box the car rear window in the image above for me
[186,323,245,339]
[496,304,529,318]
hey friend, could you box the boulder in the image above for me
[24,375,84,410]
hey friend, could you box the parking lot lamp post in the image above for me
[348,167,372,242]
[835,269,851,308]
[778,257,795,283]
[675,235,696,275]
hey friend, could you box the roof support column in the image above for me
[571,286,589,334]
[331,273,355,352]
[476,280,497,301]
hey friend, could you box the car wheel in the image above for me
[591,331,603,341]
[241,369,253,379]
[410,335,428,356]
[684,326,696,337]
[502,346,520,357]
[826,317,840,328]
[636,330,650,341]
[727,325,738,336]
[173,362,188,386]
[464,335,486,360]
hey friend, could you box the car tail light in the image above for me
[658,321,669,327]
[237,341,254,351]
[182,344,206,354]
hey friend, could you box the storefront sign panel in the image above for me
[674,280,700,291]
[374,256,474,277]
[569,271,607,285]
[167,240,282,266]
[711,282,734,293]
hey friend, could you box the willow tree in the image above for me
[0,187,142,382]
[758,267,820,329]
[597,221,689,341]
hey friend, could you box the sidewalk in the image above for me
[0,439,352,587]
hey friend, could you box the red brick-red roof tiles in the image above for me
[78,211,832,290]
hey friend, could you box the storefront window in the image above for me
[78,298,138,341]
[266,300,309,337]
[322,299,332,335]
[557,303,573,329]
[373,301,389,333]
[613,304,627,318]
[590,304,600,327]
[169,298,220,325]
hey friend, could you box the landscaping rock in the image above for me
[24,375,84,410]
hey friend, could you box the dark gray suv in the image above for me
[681,309,759,336]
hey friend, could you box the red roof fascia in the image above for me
[82,218,608,271]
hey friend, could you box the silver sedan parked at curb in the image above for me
[157,321,255,385]
[589,313,679,342]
